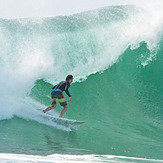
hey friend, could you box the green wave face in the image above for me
[29,41,163,158]
[0,5,163,160]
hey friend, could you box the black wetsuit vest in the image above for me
[52,81,71,97]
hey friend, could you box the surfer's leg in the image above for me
[43,93,57,113]
[59,105,68,117]
[43,104,56,113]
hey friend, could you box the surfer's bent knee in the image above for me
[52,104,56,108]
[64,105,68,110]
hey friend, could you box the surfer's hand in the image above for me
[68,97,71,102]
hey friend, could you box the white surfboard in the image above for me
[42,113,85,125]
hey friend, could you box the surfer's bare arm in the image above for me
[65,85,71,102]
[68,97,71,102]
[65,90,71,102]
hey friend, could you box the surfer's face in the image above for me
[69,78,73,84]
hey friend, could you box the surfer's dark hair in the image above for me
[66,75,73,81]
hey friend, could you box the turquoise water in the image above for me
[0,5,163,162]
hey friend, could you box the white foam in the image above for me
[0,153,162,163]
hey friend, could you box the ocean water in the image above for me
[0,5,163,163]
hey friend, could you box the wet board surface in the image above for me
[42,113,85,125]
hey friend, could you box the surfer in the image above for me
[43,75,73,117]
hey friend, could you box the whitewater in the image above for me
[0,3,163,163]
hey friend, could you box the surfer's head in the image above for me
[66,75,73,84]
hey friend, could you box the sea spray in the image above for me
[0,5,163,159]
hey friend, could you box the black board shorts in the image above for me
[51,90,67,106]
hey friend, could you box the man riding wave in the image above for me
[43,75,73,117]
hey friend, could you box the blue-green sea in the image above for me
[0,5,163,163]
